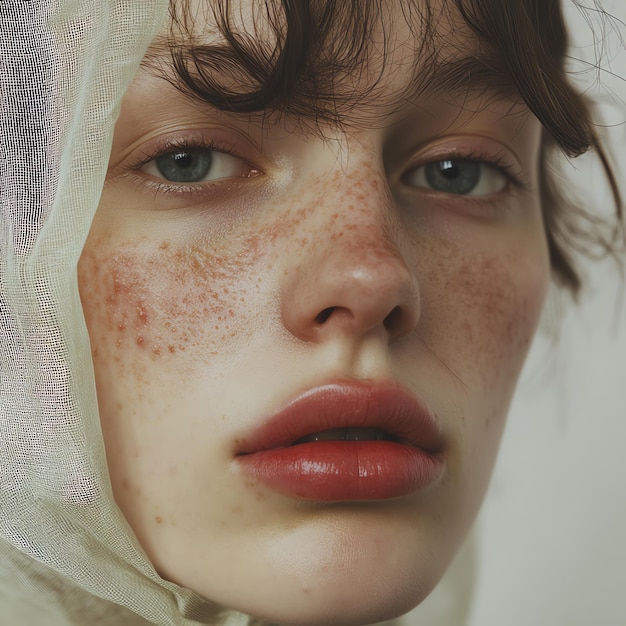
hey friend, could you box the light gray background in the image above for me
[468,1,626,623]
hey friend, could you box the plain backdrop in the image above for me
[467,1,626,624]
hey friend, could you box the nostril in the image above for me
[315,305,407,334]
[315,305,409,332]
[315,307,335,324]
[383,306,403,332]
[315,307,354,325]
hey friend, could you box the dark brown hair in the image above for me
[162,0,624,295]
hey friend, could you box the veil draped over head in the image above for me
[0,1,475,624]
[0,1,221,623]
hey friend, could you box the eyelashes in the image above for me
[402,147,530,199]
[136,138,260,185]
[406,159,506,197]
[118,134,263,202]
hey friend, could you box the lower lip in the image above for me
[238,441,443,501]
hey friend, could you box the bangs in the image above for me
[155,0,522,126]
[160,0,586,152]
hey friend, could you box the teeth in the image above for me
[295,428,392,444]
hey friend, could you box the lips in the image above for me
[235,380,445,501]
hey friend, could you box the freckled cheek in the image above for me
[77,241,268,375]
[423,249,549,394]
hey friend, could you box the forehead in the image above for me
[142,0,524,129]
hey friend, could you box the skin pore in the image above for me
[78,1,549,624]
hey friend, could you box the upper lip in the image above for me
[235,379,444,455]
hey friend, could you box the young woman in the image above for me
[0,1,622,625]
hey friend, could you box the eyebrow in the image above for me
[415,54,521,102]
[141,40,524,121]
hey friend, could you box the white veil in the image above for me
[0,1,230,623]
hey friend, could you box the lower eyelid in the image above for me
[120,172,252,207]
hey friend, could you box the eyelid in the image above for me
[105,128,266,209]
[399,136,532,192]
[117,127,264,179]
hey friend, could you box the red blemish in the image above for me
[136,303,149,326]
[155,516,163,525]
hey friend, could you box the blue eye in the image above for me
[140,146,254,184]
[155,149,213,183]
[406,158,506,196]
[425,160,479,195]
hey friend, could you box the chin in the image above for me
[238,565,437,626]
[182,511,455,626]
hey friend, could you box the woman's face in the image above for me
[78,1,549,623]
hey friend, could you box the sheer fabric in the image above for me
[0,1,226,623]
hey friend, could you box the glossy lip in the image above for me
[235,379,445,501]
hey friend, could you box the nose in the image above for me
[281,177,421,344]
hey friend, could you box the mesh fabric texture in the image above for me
[0,1,237,623]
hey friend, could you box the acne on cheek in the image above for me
[353,175,545,385]
[78,237,268,364]
[424,244,547,394]
[78,191,323,376]
[79,166,391,347]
